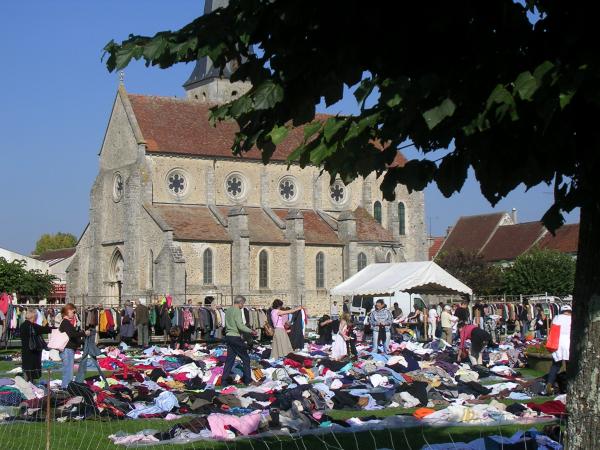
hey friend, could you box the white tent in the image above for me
[330,261,472,296]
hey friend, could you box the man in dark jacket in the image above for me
[135,299,150,347]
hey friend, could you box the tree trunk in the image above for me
[566,202,600,449]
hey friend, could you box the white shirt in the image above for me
[428,308,439,323]
[551,313,571,361]
[330,305,339,316]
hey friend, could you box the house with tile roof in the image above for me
[66,13,427,313]
[433,211,578,265]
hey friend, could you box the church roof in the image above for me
[353,207,396,243]
[217,207,288,244]
[150,204,231,242]
[273,209,342,245]
[127,93,407,166]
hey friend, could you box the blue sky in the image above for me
[0,1,578,255]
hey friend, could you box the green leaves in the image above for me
[267,125,289,145]
[422,98,456,130]
[252,81,284,110]
[514,71,538,101]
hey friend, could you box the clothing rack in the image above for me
[0,303,66,349]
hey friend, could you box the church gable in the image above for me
[99,86,144,170]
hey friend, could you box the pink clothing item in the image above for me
[207,366,223,385]
[208,412,262,439]
[182,309,194,330]
[220,386,238,394]
[166,295,173,308]
[271,310,286,329]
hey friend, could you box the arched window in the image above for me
[203,248,213,285]
[398,202,406,235]
[357,252,367,272]
[259,250,269,288]
[148,250,154,289]
[316,252,325,288]
[374,201,382,224]
[386,252,392,263]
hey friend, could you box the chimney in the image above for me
[511,208,518,224]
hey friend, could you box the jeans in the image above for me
[137,324,149,347]
[221,336,251,386]
[60,348,75,389]
[372,327,390,353]
[521,320,529,339]
[547,360,567,386]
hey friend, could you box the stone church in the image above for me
[66,51,427,314]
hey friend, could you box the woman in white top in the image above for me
[547,304,572,393]
[427,307,439,340]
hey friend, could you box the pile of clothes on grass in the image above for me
[0,337,563,447]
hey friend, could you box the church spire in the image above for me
[183,0,251,103]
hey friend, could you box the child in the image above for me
[331,313,351,360]
[169,325,183,350]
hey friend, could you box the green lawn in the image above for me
[0,417,556,450]
[0,351,558,449]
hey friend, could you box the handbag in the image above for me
[263,321,274,337]
[47,328,70,351]
[545,324,561,352]
[28,324,45,352]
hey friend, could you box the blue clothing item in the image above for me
[372,328,391,354]
[507,392,531,400]
[420,428,562,450]
[127,391,179,419]
[60,348,75,389]
[378,367,406,383]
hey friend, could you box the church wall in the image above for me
[138,211,169,292]
[177,241,232,305]
[148,155,205,205]
[248,245,290,300]
[67,227,91,300]
[303,245,344,316]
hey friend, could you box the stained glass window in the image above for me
[168,172,186,195]
[358,252,367,271]
[398,202,406,235]
[316,252,325,288]
[259,250,268,288]
[226,174,244,198]
[279,177,297,201]
[374,201,382,224]
[330,181,346,204]
[203,248,213,285]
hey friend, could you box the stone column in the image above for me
[228,207,250,295]
[362,178,373,214]
[285,209,306,306]
[337,210,358,279]
[205,164,216,205]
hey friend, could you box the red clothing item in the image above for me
[459,324,478,351]
[527,400,566,417]
[105,309,115,331]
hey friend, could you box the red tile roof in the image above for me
[127,93,407,166]
[428,237,445,260]
[151,204,231,242]
[480,221,547,262]
[273,209,342,245]
[36,248,76,261]
[439,212,506,255]
[539,223,579,254]
[353,207,396,242]
[217,207,288,244]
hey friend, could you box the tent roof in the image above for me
[330,261,472,296]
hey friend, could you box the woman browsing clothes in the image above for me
[546,305,572,395]
[270,299,303,360]
[20,308,54,382]
[59,304,90,389]
[457,321,492,366]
